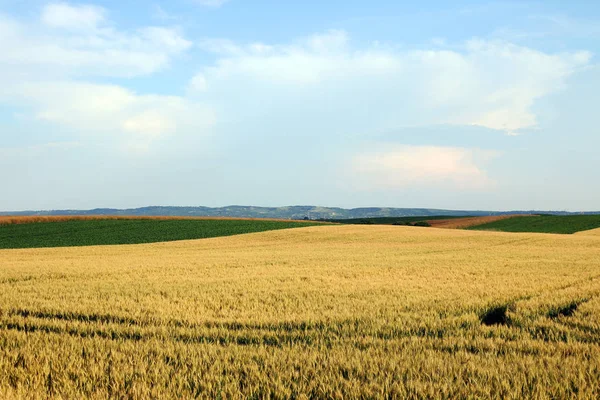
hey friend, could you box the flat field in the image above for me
[426,215,532,229]
[0,218,320,249]
[326,216,463,225]
[1,225,600,398]
[576,227,600,236]
[467,214,600,234]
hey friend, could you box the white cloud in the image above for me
[189,73,208,92]
[15,81,216,152]
[41,2,106,31]
[353,146,497,189]
[0,6,206,155]
[0,8,191,79]
[140,27,192,53]
[190,31,590,134]
[195,30,387,85]
[194,0,230,7]
[123,111,177,138]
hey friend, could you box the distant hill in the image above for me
[1,206,598,220]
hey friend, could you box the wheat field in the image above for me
[1,225,599,398]
[576,227,600,236]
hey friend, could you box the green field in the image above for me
[468,214,600,234]
[326,215,461,225]
[0,219,321,249]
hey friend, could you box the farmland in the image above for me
[426,215,533,229]
[325,215,463,225]
[0,218,320,249]
[1,224,600,398]
[577,227,600,236]
[467,214,600,234]
[332,214,600,234]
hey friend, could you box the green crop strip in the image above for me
[467,215,600,234]
[0,219,322,249]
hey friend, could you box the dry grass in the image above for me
[1,225,600,398]
[427,214,534,229]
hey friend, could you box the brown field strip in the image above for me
[427,214,534,229]
[1,225,600,398]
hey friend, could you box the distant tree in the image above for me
[413,221,431,227]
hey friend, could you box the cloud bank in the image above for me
[191,30,590,134]
[0,3,211,153]
[353,146,498,190]
[0,3,596,208]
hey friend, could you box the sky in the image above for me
[1,0,599,211]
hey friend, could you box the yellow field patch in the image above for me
[575,227,600,236]
[1,225,599,398]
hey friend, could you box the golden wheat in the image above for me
[575,227,600,236]
[1,225,599,398]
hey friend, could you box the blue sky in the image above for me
[1,0,599,211]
